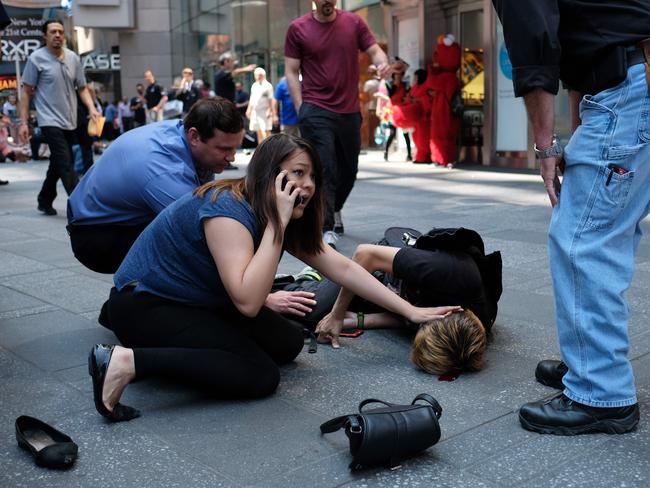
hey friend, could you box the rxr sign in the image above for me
[1,39,41,62]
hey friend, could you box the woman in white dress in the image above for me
[246,67,275,143]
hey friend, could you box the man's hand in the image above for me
[375,62,392,79]
[264,290,316,316]
[540,157,562,207]
[89,107,101,124]
[315,311,344,349]
[18,123,29,144]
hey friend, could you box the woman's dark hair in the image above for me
[414,69,428,86]
[183,97,243,140]
[194,134,325,255]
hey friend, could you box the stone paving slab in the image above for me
[1,153,650,487]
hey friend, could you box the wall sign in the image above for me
[81,53,120,71]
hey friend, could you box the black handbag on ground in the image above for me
[320,393,442,470]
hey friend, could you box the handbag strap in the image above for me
[412,393,443,419]
[320,415,361,434]
[358,398,395,412]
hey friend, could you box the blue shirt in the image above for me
[115,189,259,307]
[104,103,117,122]
[68,120,200,225]
[274,78,298,125]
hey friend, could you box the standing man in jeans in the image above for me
[284,0,390,247]
[493,0,649,435]
[18,19,99,216]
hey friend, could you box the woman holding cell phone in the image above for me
[88,134,461,422]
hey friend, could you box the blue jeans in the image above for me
[550,63,650,407]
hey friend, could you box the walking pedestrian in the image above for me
[493,0,650,435]
[130,84,146,128]
[246,67,274,143]
[284,0,391,246]
[18,19,100,216]
[213,51,255,103]
[143,69,167,124]
[273,76,299,137]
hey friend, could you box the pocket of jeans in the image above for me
[298,102,309,122]
[638,96,650,143]
[585,165,635,230]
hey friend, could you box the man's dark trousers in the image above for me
[38,127,78,207]
[298,102,361,230]
[67,221,151,274]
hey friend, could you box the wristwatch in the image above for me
[534,135,563,160]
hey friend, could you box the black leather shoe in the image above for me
[37,204,57,216]
[519,393,639,435]
[15,416,78,469]
[535,359,568,389]
[88,344,140,422]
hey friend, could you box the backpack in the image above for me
[450,88,464,118]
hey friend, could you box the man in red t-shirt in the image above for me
[284,0,390,247]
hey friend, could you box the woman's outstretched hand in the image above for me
[275,170,299,228]
[315,311,344,349]
[407,305,463,325]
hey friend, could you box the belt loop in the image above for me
[636,38,650,92]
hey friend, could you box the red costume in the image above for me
[407,82,431,163]
[388,82,410,128]
[427,35,461,166]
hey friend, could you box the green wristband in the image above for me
[357,311,364,330]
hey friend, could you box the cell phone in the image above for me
[281,175,304,207]
[339,329,364,338]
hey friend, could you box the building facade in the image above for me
[2,0,571,169]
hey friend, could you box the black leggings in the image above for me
[385,124,412,158]
[100,288,305,399]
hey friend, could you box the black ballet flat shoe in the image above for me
[88,344,140,422]
[15,416,78,469]
[535,359,568,390]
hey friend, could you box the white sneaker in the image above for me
[323,230,339,249]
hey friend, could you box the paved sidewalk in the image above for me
[1,152,649,487]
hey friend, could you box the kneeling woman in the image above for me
[89,134,461,421]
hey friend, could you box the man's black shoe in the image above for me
[37,204,57,216]
[519,393,639,435]
[0,179,8,185]
[535,359,568,389]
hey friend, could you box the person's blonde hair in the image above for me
[410,309,487,375]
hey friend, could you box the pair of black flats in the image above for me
[14,345,139,469]
[521,359,640,435]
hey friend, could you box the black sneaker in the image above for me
[519,393,639,435]
[37,204,57,216]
